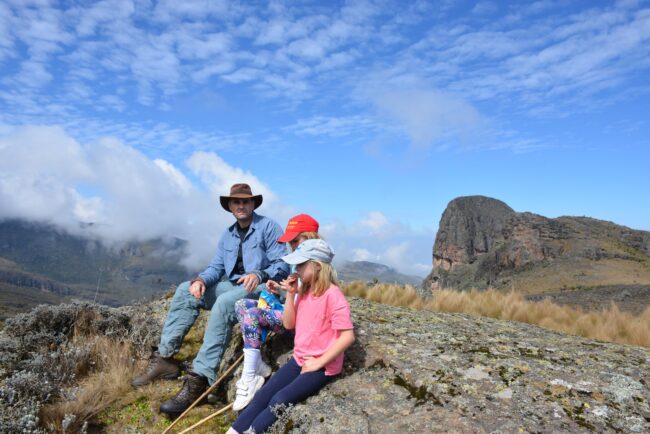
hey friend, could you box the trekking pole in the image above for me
[177,403,233,434]
[162,353,243,434]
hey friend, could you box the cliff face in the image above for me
[422,196,650,294]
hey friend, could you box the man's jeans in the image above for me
[158,279,264,384]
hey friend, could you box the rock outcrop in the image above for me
[422,196,650,295]
[217,298,650,433]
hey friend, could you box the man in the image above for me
[132,183,289,416]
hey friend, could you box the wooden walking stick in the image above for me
[162,354,243,434]
[177,403,233,434]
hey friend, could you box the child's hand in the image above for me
[300,356,323,373]
[280,273,299,294]
[266,280,280,294]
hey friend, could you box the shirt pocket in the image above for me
[223,245,236,270]
[245,238,267,267]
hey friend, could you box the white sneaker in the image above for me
[256,359,272,378]
[233,375,265,411]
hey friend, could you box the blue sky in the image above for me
[0,0,649,277]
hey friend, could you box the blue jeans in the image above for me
[158,280,264,384]
[232,357,331,433]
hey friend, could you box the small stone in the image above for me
[495,388,513,400]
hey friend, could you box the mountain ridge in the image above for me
[337,260,423,286]
[0,219,192,318]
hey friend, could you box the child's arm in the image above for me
[281,275,299,330]
[301,329,355,373]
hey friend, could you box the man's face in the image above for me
[229,198,255,222]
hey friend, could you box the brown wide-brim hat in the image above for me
[219,183,263,211]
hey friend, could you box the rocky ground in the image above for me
[218,298,650,433]
[2,296,649,433]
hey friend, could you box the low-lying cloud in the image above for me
[0,125,270,270]
[322,211,434,277]
[0,126,434,278]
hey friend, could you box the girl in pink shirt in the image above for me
[228,239,355,434]
[232,214,321,412]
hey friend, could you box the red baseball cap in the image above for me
[278,214,319,243]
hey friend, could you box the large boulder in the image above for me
[422,196,650,295]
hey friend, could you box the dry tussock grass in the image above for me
[40,337,134,433]
[342,281,650,348]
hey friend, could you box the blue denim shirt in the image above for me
[198,212,289,287]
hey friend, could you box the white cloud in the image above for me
[0,126,288,270]
[0,125,433,277]
[371,87,485,150]
[154,159,193,195]
[352,248,375,262]
[186,151,278,206]
[321,214,434,277]
[1,0,648,121]
[360,211,389,232]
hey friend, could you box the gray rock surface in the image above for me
[214,298,650,433]
[4,295,649,433]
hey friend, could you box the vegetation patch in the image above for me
[393,374,442,407]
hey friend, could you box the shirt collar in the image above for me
[228,211,260,234]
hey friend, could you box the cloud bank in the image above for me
[0,126,433,277]
[0,125,275,270]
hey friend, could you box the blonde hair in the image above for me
[295,231,320,242]
[302,260,339,297]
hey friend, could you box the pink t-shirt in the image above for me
[293,285,353,376]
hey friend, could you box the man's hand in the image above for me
[237,273,260,293]
[301,356,323,373]
[189,280,205,299]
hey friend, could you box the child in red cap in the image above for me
[232,214,320,411]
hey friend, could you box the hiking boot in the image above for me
[233,375,265,411]
[159,371,208,416]
[131,349,180,387]
[256,359,272,378]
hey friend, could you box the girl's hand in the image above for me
[300,356,323,373]
[266,280,280,294]
[280,273,299,294]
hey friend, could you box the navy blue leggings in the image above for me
[231,357,332,433]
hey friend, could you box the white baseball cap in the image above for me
[282,239,335,264]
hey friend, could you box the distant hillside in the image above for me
[0,219,192,318]
[422,196,650,296]
[338,260,422,286]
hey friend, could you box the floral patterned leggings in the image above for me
[234,298,285,349]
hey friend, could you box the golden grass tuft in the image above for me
[40,337,135,433]
[342,281,650,348]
